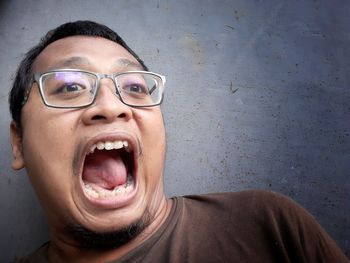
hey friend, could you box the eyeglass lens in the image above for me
[40,71,162,107]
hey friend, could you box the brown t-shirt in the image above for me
[16,190,349,263]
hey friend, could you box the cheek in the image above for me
[134,109,166,149]
[24,118,74,157]
[21,108,77,184]
[134,110,166,180]
[20,113,79,218]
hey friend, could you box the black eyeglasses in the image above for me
[23,69,166,108]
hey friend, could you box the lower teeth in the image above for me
[84,174,134,198]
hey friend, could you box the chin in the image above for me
[64,207,152,250]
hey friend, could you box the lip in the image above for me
[77,131,140,209]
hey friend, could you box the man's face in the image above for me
[12,36,166,240]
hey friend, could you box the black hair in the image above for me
[9,20,148,128]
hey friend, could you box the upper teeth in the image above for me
[89,140,129,154]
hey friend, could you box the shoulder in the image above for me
[180,190,323,239]
[181,189,301,214]
[183,189,293,202]
[178,190,349,262]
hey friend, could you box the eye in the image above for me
[58,83,85,93]
[61,83,85,92]
[123,83,148,94]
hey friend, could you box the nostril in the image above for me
[91,115,105,120]
[91,112,127,121]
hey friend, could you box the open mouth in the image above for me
[81,139,136,201]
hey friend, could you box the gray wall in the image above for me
[0,0,349,261]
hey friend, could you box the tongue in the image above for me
[82,150,127,190]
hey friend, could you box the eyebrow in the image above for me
[48,57,144,71]
[112,58,144,70]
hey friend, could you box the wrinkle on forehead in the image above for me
[48,56,91,71]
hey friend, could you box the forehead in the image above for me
[32,36,142,72]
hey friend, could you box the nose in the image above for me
[81,78,132,125]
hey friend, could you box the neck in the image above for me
[47,198,173,263]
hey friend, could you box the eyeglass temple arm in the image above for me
[149,84,157,95]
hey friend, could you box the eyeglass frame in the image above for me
[22,69,166,109]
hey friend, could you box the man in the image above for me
[9,21,348,262]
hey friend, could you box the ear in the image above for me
[10,122,25,170]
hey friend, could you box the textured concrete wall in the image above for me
[0,0,349,261]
